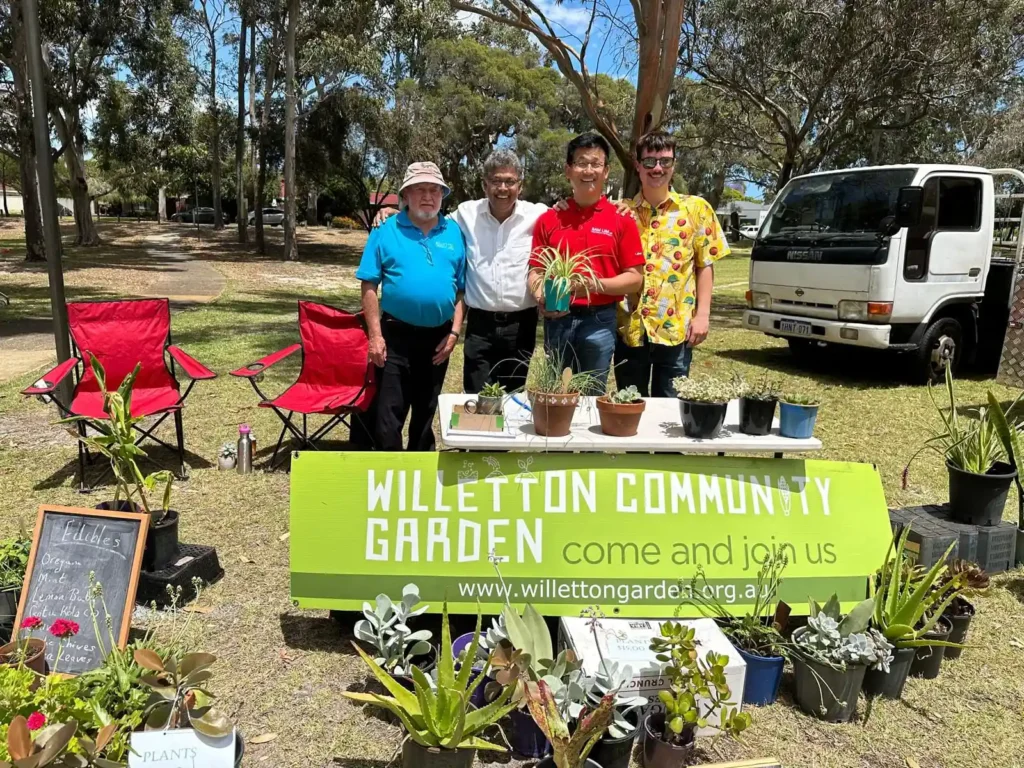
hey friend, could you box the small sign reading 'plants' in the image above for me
[128,728,236,768]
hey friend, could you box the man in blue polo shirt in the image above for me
[356,161,467,451]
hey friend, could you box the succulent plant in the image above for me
[672,375,740,404]
[477,613,510,658]
[945,559,991,595]
[588,660,647,738]
[480,382,507,398]
[781,393,820,406]
[607,385,642,404]
[489,603,583,704]
[134,649,233,737]
[524,679,615,768]
[793,594,892,670]
[354,583,433,675]
[219,442,237,459]
[0,717,78,768]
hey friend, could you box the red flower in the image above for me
[21,616,43,631]
[27,712,46,731]
[49,619,79,639]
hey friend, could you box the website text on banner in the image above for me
[290,452,893,616]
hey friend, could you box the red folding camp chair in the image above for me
[21,298,216,489]
[230,301,377,468]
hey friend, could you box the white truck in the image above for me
[742,164,1024,381]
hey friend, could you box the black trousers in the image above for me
[462,307,538,394]
[365,315,452,451]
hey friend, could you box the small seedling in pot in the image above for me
[781,393,820,406]
[480,382,506,398]
[607,385,642,404]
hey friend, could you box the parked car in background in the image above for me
[172,207,215,224]
[739,224,761,241]
[248,207,284,226]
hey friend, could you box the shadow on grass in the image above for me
[1001,575,1024,605]
[713,343,916,389]
[331,759,394,768]
[279,611,358,655]
[32,445,213,492]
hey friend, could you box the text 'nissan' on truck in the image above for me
[742,164,1024,383]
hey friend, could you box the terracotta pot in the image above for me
[530,391,579,437]
[597,396,646,437]
[1,637,47,676]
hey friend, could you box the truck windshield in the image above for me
[761,169,916,244]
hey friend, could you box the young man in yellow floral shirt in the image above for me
[614,132,730,396]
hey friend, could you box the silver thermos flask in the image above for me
[237,424,254,474]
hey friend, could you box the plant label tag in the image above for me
[129,727,236,768]
[174,556,195,567]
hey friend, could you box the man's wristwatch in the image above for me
[449,331,460,340]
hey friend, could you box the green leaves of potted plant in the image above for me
[217,443,237,471]
[0,534,30,634]
[353,583,435,689]
[0,716,78,768]
[468,383,506,416]
[535,244,599,313]
[778,393,820,438]
[672,376,739,439]
[586,660,647,768]
[645,621,750,768]
[790,595,892,721]
[937,559,989,659]
[527,351,604,437]
[905,367,1016,526]
[134,649,233,738]
[343,603,518,768]
[737,373,780,436]
[986,389,1024,561]
[58,356,179,571]
[596,385,645,437]
[524,679,616,768]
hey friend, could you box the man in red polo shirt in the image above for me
[528,133,644,393]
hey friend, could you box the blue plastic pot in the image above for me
[544,279,571,313]
[736,647,785,706]
[451,632,491,709]
[779,402,818,439]
[510,708,550,758]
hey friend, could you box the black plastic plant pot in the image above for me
[678,399,728,439]
[738,397,776,436]
[396,645,438,692]
[235,732,244,768]
[145,510,180,572]
[910,616,952,679]
[791,654,866,722]
[402,740,476,768]
[509,708,551,758]
[943,598,975,660]
[947,460,1016,526]
[589,709,639,768]
[862,647,916,700]
[641,712,694,768]
[0,589,18,624]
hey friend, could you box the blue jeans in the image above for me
[614,334,692,398]
[544,305,617,394]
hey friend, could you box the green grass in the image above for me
[2,225,1024,767]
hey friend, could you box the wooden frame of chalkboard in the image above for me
[13,505,148,675]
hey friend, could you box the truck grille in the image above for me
[774,299,836,310]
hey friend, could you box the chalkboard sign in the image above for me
[14,505,148,675]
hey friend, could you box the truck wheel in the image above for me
[915,317,962,383]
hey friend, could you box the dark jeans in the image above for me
[543,304,617,394]
[462,307,538,394]
[614,333,693,398]
[365,314,452,451]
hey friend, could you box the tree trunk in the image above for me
[707,167,727,211]
[306,186,317,226]
[60,121,100,246]
[210,41,223,230]
[776,155,795,192]
[248,23,257,248]
[282,0,298,261]
[2,165,8,216]
[11,0,44,260]
[158,186,167,223]
[256,26,281,255]
[236,10,248,244]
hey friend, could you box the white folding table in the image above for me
[438,394,822,456]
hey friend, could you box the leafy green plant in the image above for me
[524,679,615,768]
[58,357,173,526]
[649,621,751,747]
[738,372,780,402]
[606,385,642,404]
[672,375,740,404]
[792,595,892,670]
[479,382,507,398]
[353,583,432,675]
[588,660,646,738]
[987,388,1024,527]
[535,244,599,305]
[871,526,966,650]
[0,716,78,768]
[489,603,582,704]
[684,553,789,658]
[527,349,604,396]
[780,393,820,407]
[343,603,517,753]
[134,649,232,737]
[0,535,30,592]
[218,443,236,460]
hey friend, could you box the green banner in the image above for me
[290,452,893,616]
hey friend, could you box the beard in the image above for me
[408,206,439,223]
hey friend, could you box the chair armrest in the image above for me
[21,357,79,395]
[230,344,301,378]
[167,345,217,380]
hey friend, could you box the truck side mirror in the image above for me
[894,186,924,230]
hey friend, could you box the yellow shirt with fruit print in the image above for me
[616,190,730,347]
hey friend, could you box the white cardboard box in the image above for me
[558,617,746,733]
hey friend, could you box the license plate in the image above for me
[779,320,812,336]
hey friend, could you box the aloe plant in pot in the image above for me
[672,376,739,439]
[596,385,645,437]
[344,603,518,768]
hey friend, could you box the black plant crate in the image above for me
[889,506,959,568]
[975,522,1017,574]
[137,543,223,607]
[928,512,980,565]
[892,504,1018,574]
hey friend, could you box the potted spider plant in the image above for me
[672,376,739,439]
[534,244,598,313]
[737,373,780,436]
[905,367,1015,526]
[987,389,1024,560]
[778,393,820,439]
[596,385,645,437]
[526,350,603,437]
[467,382,506,416]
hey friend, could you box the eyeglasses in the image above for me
[487,178,520,188]
[640,157,675,169]
[572,161,606,170]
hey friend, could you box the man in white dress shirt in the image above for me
[376,150,547,393]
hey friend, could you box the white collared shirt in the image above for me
[453,198,548,313]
